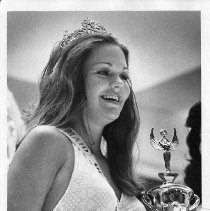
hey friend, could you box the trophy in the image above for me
[141,128,200,211]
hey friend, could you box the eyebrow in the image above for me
[90,62,128,71]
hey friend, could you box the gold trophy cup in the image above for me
[141,129,200,211]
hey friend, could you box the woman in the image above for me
[8,18,145,211]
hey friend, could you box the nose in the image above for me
[110,76,124,90]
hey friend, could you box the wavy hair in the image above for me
[20,33,144,196]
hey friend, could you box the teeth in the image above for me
[102,95,119,102]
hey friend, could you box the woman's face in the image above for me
[83,44,130,126]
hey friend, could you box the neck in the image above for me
[73,116,105,156]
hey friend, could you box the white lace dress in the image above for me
[53,128,145,211]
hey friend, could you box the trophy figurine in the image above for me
[141,128,200,211]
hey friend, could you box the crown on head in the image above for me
[60,18,111,48]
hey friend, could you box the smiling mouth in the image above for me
[100,94,120,104]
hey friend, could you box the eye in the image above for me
[120,73,129,81]
[96,69,110,76]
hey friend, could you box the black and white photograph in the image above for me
[1,1,210,210]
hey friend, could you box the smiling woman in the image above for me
[7,18,146,211]
[84,44,131,124]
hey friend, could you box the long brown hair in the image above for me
[21,33,144,196]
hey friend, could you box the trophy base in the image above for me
[158,172,178,184]
[142,183,200,211]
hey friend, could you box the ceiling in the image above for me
[7,11,201,92]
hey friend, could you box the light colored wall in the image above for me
[136,106,189,182]
[134,69,201,182]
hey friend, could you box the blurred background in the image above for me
[7,11,201,188]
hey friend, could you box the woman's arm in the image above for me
[7,126,68,211]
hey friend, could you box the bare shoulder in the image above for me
[16,125,73,165]
[8,125,74,210]
[24,125,72,146]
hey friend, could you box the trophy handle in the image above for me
[189,194,200,210]
[141,191,156,210]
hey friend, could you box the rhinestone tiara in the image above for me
[59,18,111,48]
